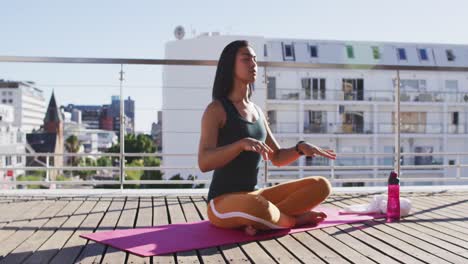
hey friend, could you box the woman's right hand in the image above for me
[239,138,274,160]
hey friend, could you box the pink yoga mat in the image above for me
[80,206,384,257]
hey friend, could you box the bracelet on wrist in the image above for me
[295,140,305,155]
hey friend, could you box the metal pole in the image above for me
[263,65,268,187]
[395,70,401,176]
[46,155,50,182]
[119,64,125,191]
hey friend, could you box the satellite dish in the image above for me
[174,26,185,40]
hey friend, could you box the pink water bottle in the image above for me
[386,171,400,222]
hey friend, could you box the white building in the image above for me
[162,33,468,186]
[64,115,118,154]
[0,80,46,132]
[0,105,27,188]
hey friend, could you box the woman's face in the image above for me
[234,46,257,84]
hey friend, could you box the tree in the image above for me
[76,157,96,180]
[65,135,81,166]
[140,157,164,188]
[107,134,156,163]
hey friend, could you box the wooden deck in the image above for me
[0,191,467,264]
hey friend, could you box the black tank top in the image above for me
[207,98,267,202]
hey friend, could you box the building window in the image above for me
[1,99,6,103]
[8,99,12,103]
[8,91,12,96]
[372,46,380,59]
[397,48,407,60]
[17,156,22,163]
[446,49,455,61]
[310,45,318,58]
[1,91,6,96]
[264,44,268,57]
[418,49,428,61]
[342,79,364,100]
[346,45,354,59]
[282,43,295,61]
[5,156,12,166]
[302,78,326,100]
[452,112,459,125]
[267,77,276,99]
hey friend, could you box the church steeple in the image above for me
[44,91,63,133]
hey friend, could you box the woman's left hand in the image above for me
[299,143,336,160]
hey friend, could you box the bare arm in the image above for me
[197,101,273,172]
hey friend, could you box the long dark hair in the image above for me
[212,40,253,100]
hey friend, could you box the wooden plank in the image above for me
[200,196,276,264]
[324,197,424,264]
[256,237,302,264]
[333,197,452,264]
[351,197,468,262]
[0,199,42,230]
[1,199,83,263]
[22,198,98,264]
[192,197,251,263]
[291,231,350,264]
[415,195,468,218]
[315,218,399,263]
[178,196,226,264]
[360,195,468,243]
[166,196,200,264]
[307,224,388,264]
[408,202,468,243]
[75,197,126,264]
[0,199,67,260]
[101,197,139,264]
[410,197,468,232]
[274,234,326,264]
[153,196,175,264]
[49,197,112,264]
[127,197,153,264]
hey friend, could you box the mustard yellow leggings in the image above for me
[207,176,332,230]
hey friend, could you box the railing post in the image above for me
[331,159,335,183]
[394,70,401,177]
[119,64,125,191]
[263,65,269,187]
[46,155,50,182]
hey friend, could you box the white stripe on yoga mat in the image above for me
[209,199,287,229]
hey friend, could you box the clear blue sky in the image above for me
[1,0,467,132]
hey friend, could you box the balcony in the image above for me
[268,122,468,135]
[267,88,468,103]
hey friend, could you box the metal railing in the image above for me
[1,55,468,189]
[267,88,468,103]
[1,152,467,188]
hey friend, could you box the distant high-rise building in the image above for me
[99,105,113,131]
[0,80,46,132]
[63,104,102,129]
[110,95,135,134]
[151,111,163,151]
[63,96,135,135]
